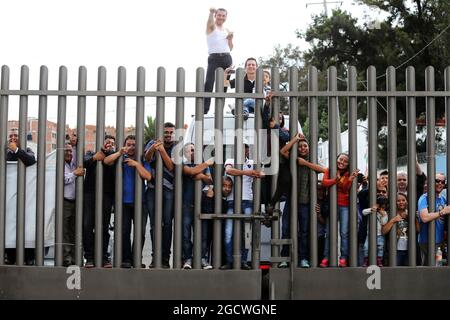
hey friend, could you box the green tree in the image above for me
[259,0,449,167]
[144,115,156,143]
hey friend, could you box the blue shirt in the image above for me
[123,159,152,204]
[417,193,446,244]
[182,162,210,204]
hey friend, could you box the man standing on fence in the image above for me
[203,7,233,114]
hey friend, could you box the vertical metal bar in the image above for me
[328,66,338,267]
[75,68,87,267]
[36,66,48,267]
[55,66,69,266]
[114,66,126,267]
[367,66,378,266]
[93,67,106,267]
[347,66,358,267]
[406,66,417,267]
[16,66,29,266]
[252,68,263,269]
[154,67,166,268]
[387,66,398,266]
[0,66,9,265]
[76,69,88,265]
[233,67,244,270]
[309,66,319,267]
[213,68,224,269]
[193,67,203,270]
[289,67,299,267]
[174,68,185,269]
[445,66,450,263]
[425,66,436,266]
[133,67,145,268]
[270,67,280,265]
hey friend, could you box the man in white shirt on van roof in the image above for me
[204,7,233,114]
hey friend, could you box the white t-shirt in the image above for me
[224,158,254,201]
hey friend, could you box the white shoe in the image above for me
[201,259,213,270]
[183,260,192,270]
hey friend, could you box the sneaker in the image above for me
[278,261,289,268]
[338,258,347,267]
[183,260,192,270]
[241,262,251,270]
[148,261,155,269]
[299,259,310,268]
[220,263,232,270]
[377,257,384,267]
[162,259,171,269]
[121,262,132,269]
[319,258,329,268]
[201,259,213,270]
[85,260,94,268]
[102,260,113,268]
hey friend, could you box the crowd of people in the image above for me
[3,7,448,269]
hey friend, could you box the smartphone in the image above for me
[228,70,235,74]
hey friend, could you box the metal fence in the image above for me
[1,64,450,273]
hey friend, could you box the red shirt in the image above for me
[322,168,353,206]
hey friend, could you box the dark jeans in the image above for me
[280,201,310,260]
[83,192,114,262]
[397,250,409,266]
[182,199,213,261]
[63,199,76,264]
[204,53,232,114]
[144,187,174,262]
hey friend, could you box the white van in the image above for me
[184,110,303,264]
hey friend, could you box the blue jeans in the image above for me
[144,187,174,262]
[182,194,212,261]
[324,205,349,260]
[224,200,253,265]
[363,234,385,258]
[280,202,310,260]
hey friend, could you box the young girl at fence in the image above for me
[381,192,420,266]
[361,195,389,267]
[320,153,359,268]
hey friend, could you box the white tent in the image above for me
[5,151,56,248]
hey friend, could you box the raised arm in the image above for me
[206,8,216,34]
[183,158,214,176]
[104,148,124,166]
[280,134,301,159]
[157,144,174,172]
[17,148,36,167]
[124,159,152,181]
[297,157,326,173]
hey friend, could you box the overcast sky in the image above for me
[1,0,377,128]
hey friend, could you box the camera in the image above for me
[357,173,365,184]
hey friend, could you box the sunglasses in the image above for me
[435,179,446,185]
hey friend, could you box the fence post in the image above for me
[425,66,436,266]
[0,66,10,265]
[406,66,417,266]
[348,66,358,267]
